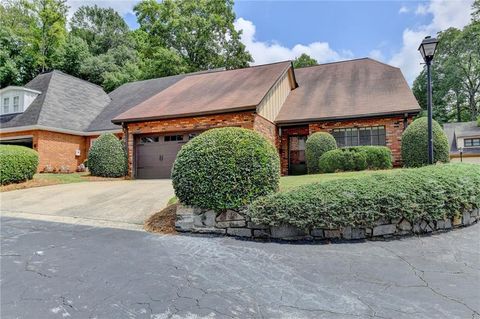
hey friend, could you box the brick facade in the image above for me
[0,130,87,172]
[278,115,414,175]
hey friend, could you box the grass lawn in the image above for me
[279,169,397,192]
[0,172,123,192]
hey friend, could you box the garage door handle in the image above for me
[159,155,163,161]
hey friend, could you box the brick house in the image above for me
[1,58,420,177]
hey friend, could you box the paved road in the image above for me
[0,180,174,226]
[1,217,479,319]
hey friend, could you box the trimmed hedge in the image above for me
[401,117,449,167]
[87,133,127,177]
[248,164,480,229]
[319,146,392,173]
[305,132,337,174]
[172,127,280,211]
[0,145,39,185]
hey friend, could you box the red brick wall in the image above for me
[279,116,414,175]
[0,130,88,172]
[125,111,257,177]
[253,114,278,147]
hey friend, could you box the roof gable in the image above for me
[275,58,421,123]
[113,61,292,123]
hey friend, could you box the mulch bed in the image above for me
[144,203,178,234]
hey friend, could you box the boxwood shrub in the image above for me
[248,164,480,229]
[318,146,392,173]
[172,127,280,211]
[0,145,39,185]
[87,133,127,177]
[305,132,337,174]
[401,117,449,167]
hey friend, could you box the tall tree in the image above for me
[134,0,252,71]
[70,5,130,55]
[54,34,90,77]
[293,53,318,68]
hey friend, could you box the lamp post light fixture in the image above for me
[459,146,463,163]
[418,36,439,164]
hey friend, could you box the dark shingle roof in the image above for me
[87,74,187,131]
[0,71,110,132]
[444,121,480,155]
[113,61,292,123]
[275,58,421,123]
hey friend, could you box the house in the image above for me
[113,58,420,177]
[0,58,420,177]
[444,121,480,164]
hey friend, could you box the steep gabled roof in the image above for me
[113,61,292,123]
[444,121,480,155]
[0,71,110,132]
[87,74,187,131]
[275,58,421,124]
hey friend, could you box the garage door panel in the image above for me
[135,133,196,179]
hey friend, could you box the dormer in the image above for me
[0,86,41,116]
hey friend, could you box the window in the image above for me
[140,136,160,144]
[464,138,480,147]
[3,97,9,114]
[13,96,19,112]
[164,135,183,142]
[332,126,386,147]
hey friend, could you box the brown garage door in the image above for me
[135,133,198,179]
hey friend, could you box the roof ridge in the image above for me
[51,70,107,91]
[293,57,398,70]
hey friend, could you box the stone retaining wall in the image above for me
[175,205,480,241]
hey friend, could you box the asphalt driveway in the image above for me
[1,217,479,319]
[0,180,174,226]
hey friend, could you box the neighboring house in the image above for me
[444,121,480,164]
[0,71,186,172]
[0,58,420,177]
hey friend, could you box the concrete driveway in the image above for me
[0,180,174,226]
[1,217,479,319]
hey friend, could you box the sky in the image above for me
[67,0,475,85]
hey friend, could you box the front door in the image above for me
[288,135,307,175]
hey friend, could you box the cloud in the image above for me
[389,0,473,85]
[368,49,385,61]
[234,17,353,65]
[66,0,138,19]
[415,4,429,15]
[399,5,410,14]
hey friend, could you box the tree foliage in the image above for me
[1,0,253,91]
[293,53,317,68]
[412,12,480,123]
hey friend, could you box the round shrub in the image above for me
[401,117,449,167]
[305,132,337,174]
[350,146,393,169]
[0,145,39,185]
[319,148,367,173]
[172,127,280,211]
[87,133,127,177]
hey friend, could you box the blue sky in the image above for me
[68,0,474,84]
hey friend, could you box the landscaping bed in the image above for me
[175,164,480,241]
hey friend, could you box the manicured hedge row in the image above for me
[319,146,392,173]
[172,127,280,211]
[87,133,127,177]
[0,145,39,185]
[248,164,480,230]
[305,132,337,174]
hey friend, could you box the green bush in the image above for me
[0,145,39,185]
[87,133,127,177]
[305,132,337,173]
[401,117,449,167]
[318,148,367,173]
[350,146,393,169]
[248,164,480,229]
[172,127,280,211]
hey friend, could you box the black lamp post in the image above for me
[418,36,439,164]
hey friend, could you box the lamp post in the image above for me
[418,36,439,164]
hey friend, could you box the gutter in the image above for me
[0,125,122,137]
